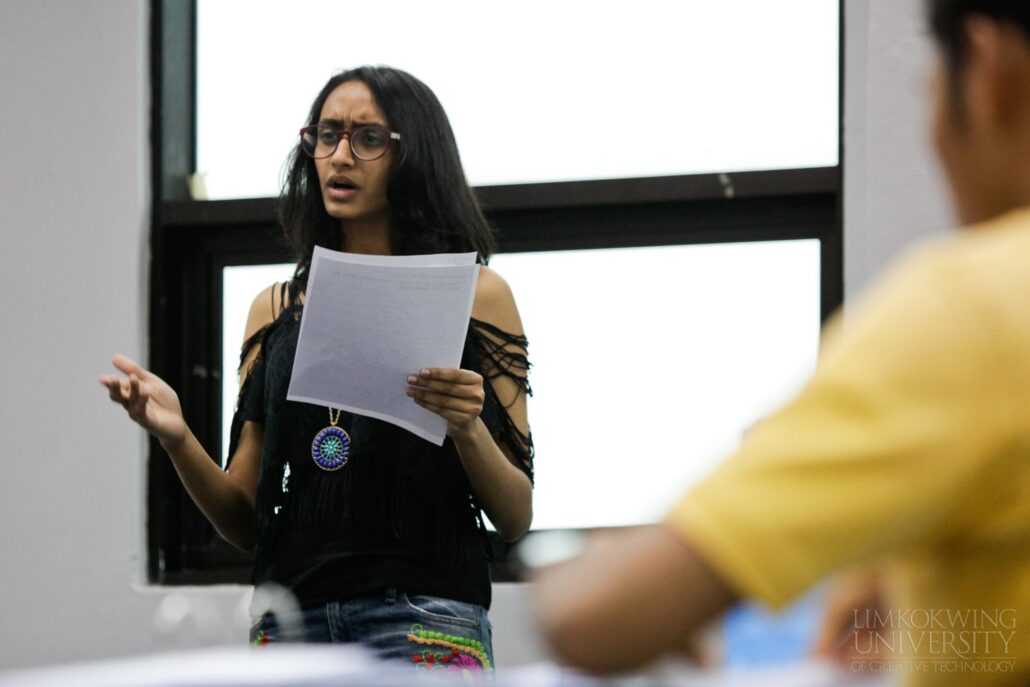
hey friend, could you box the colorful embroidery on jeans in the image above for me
[408,623,493,674]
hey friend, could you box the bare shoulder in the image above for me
[243,282,282,343]
[472,265,524,334]
[238,282,283,388]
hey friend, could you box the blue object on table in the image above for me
[722,587,826,667]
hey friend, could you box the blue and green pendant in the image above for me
[312,408,351,471]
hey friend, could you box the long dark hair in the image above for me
[278,66,496,289]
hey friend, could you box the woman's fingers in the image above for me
[406,368,484,400]
[409,367,480,386]
[102,356,148,406]
[101,371,153,419]
[410,384,482,406]
[107,378,131,404]
[415,396,478,424]
[112,354,148,380]
[409,377,465,396]
[409,389,479,413]
[102,377,128,405]
[406,369,485,431]
[102,358,188,444]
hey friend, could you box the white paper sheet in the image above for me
[286,247,480,445]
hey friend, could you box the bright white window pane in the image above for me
[197,0,838,199]
[490,240,821,530]
[219,240,821,530]
[221,263,295,464]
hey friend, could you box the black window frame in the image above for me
[148,0,844,585]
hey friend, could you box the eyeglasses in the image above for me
[298,124,401,161]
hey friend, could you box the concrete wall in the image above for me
[0,0,953,673]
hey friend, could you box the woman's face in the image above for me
[314,80,394,229]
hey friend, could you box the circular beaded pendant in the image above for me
[311,425,351,471]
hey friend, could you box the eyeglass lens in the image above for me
[301,126,391,160]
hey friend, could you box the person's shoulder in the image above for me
[244,282,285,340]
[893,211,1030,315]
[948,209,1030,279]
[822,226,1025,377]
[853,228,998,310]
[472,265,523,333]
[474,265,513,302]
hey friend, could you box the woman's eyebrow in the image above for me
[318,117,386,127]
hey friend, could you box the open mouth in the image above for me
[329,180,357,191]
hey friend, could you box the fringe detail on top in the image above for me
[468,318,534,484]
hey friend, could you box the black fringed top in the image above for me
[226,282,533,610]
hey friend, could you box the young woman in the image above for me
[101,66,533,676]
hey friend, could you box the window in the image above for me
[150,0,842,584]
[221,263,294,463]
[492,240,820,530]
[196,0,838,198]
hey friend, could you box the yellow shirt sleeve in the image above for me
[665,242,1022,609]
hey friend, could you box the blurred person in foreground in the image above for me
[534,1,1030,685]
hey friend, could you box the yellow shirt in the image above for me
[666,208,1030,686]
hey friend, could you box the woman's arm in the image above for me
[406,266,533,541]
[101,355,261,550]
[100,283,280,550]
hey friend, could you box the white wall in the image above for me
[0,0,150,667]
[843,0,953,297]
[0,0,954,674]
[0,0,248,671]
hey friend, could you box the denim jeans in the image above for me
[250,588,494,676]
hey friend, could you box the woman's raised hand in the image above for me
[100,354,188,447]
[406,368,485,440]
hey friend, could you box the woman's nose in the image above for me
[330,135,354,166]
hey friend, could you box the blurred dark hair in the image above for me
[928,0,1030,74]
[279,66,496,288]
